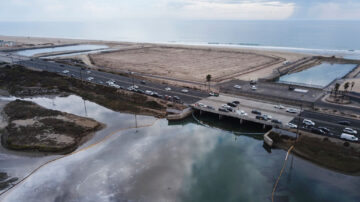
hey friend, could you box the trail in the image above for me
[0,119,158,199]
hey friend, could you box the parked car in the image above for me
[343,128,357,135]
[286,108,298,113]
[340,133,359,142]
[338,121,351,126]
[271,119,282,124]
[181,89,189,93]
[233,85,242,89]
[287,123,298,129]
[251,110,261,115]
[274,105,285,109]
[303,119,315,126]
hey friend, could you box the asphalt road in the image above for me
[290,110,360,140]
[6,56,209,104]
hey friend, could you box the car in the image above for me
[340,133,359,142]
[338,121,351,126]
[236,110,248,116]
[206,105,215,110]
[218,107,228,112]
[233,85,242,89]
[181,89,189,93]
[145,90,154,96]
[227,102,237,107]
[137,89,145,94]
[256,115,266,120]
[173,96,180,100]
[86,70,91,74]
[165,87,171,91]
[318,127,330,134]
[197,103,207,108]
[274,105,285,109]
[133,85,139,89]
[287,123,298,129]
[303,119,315,126]
[251,110,261,115]
[221,104,234,112]
[288,86,295,91]
[232,101,240,105]
[250,80,257,85]
[113,84,121,89]
[343,128,357,135]
[98,81,104,84]
[60,64,64,67]
[209,92,217,96]
[141,80,146,84]
[311,128,326,135]
[286,108,298,113]
[70,74,76,78]
[271,119,282,124]
[62,70,69,74]
[251,85,257,90]
[263,114,272,120]
[87,77,94,81]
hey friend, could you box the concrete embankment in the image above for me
[166,108,193,121]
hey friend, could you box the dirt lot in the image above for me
[91,45,308,83]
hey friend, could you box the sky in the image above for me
[1,0,360,21]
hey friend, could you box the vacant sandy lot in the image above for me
[91,45,302,83]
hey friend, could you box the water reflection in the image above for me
[1,95,359,202]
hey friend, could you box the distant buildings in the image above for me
[0,40,16,47]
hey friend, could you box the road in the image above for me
[0,54,209,104]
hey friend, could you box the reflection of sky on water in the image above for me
[1,95,359,202]
[279,63,357,87]
[16,44,108,57]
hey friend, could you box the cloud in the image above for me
[306,1,360,20]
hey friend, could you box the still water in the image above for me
[0,95,359,202]
[16,44,108,57]
[278,63,357,87]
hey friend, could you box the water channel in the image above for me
[0,95,359,202]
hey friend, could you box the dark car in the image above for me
[173,96,180,100]
[338,121,351,126]
[227,102,237,107]
[311,128,325,135]
[256,115,265,120]
[219,107,228,112]
[288,86,295,91]
[232,101,240,105]
[271,119,282,124]
[141,80,146,84]
[137,89,145,94]
[206,105,215,110]
[251,110,261,115]
[250,80,257,85]
[318,127,330,134]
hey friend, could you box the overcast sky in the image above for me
[1,0,360,21]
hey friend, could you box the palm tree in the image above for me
[206,74,212,91]
[351,81,355,91]
[334,83,340,98]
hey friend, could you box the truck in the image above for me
[340,133,359,142]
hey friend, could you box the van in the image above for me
[340,133,358,142]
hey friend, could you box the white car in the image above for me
[236,110,248,116]
[263,114,272,120]
[133,85,139,89]
[198,103,207,108]
[165,87,171,91]
[343,128,357,135]
[303,119,315,126]
[87,77,94,81]
[274,105,285,109]
[340,133,359,142]
[287,123,298,129]
[145,90,154,96]
[251,85,257,90]
[286,108,298,113]
[62,70,69,74]
[86,70,91,74]
[233,85,242,89]
[181,89,189,93]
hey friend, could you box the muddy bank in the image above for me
[268,130,360,175]
[0,172,18,191]
[1,100,103,154]
[0,65,182,118]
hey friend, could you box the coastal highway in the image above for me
[0,54,209,104]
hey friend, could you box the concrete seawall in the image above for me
[166,108,193,121]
